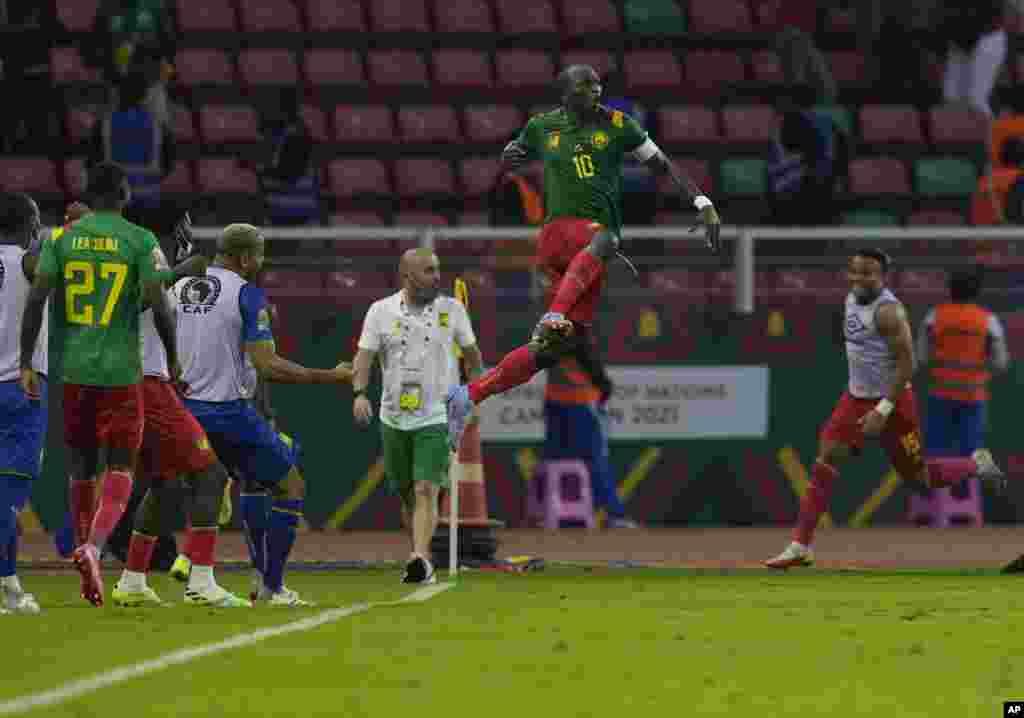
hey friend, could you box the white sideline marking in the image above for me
[0,582,454,716]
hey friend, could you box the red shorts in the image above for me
[63,383,143,451]
[820,387,925,479]
[140,376,215,481]
[535,217,606,324]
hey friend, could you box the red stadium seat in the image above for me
[722,105,777,143]
[560,50,616,79]
[848,158,911,195]
[329,212,385,226]
[63,159,87,196]
[238,49,299,87]
[58,0,99,32]
[494,0,557,33]
[66,109,97,144]
[162,161,195,194]
[928,106,988,145]
[172,106,197,143]
[394,211,450,226]
[0,159,58,193]
[174,49,235,87]
[327,159,391,197]
[464,105,523,143]
[305,0,366,31]
[433,0,495,32]
[398,106,462,143]
[751,51,785,84]
[260,270,325,298]
[656,106,721,144]
[457,212,491,226]
[50,48,101,84]
[433,50,493,89]
[561,0,620,35]
[370,0,431,32]
[624,50,682,92]
[176,0,237,31]
[495,50,555,89]
[459,158,502,196]
[827,51,867,86]
[907,209,965,225]
[333,105,395,143]
[199,106,261,144]
[689,0,753,33]
[196,159,259,193]
[394,158,456,196]
[859,105,924,144]
[684,50,746,96]
[367,50,430,87]
[300,105,329,143]
[656,159,713,195]
[304,49,364,86]
[237,0,303,31]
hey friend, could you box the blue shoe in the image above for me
[445,385,473,452]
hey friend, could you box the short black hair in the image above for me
[854,248,892,273]
[85,162,128,202]
[949,268,983,302]
[0,192,37,234]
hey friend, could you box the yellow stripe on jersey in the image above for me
[51,227,65,241]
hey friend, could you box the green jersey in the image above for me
[516,105,649,234]
[38,212,160,386]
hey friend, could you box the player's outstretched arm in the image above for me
[18,272,56,399]
[246,340,352,385]
[641,147,722,254]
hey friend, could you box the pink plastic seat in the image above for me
[908,481,984,528]
[527,460,596,529]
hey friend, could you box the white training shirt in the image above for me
[140,289,177,380]
[358,291,476,431]
[0,245,48,381]
[844,288,901,399]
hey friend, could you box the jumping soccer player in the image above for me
[173,223,352,606]
[0,193,48,614]
[445,64,722,450]
[20,162,178,607]
[765,249,1005,569]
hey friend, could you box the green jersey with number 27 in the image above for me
[38,211,160,386]
[516,105,648,235]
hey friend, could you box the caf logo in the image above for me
[180,276,221,315]
[592,131,609,150]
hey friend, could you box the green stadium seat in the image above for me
[914,157,978,197]
[841,209,900,226]
[813,105,853,136]
[623,0,686,34]
[719,158,766,196]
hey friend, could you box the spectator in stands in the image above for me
[87,70,175,232]
[0,0,69,153]
[767,84,846,227]
[860,0,938,95]
[938,0,1008,118]
[758,0,836,102]
[86,0,177,129]
[248,88,319,228]
[971,136,1024,225]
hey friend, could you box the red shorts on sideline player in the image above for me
[535,217,606,324]
[63,383,144,451]
[140,376,216,480]
[820,386,924,478]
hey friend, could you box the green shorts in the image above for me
[381,423,450,503]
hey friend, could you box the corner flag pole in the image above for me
[449,277,470,578]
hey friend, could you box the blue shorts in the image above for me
[925,395,986,456]
[0,378,48,481]
[185,399,296,488]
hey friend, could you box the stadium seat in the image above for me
[196,159,260,193]
[751,51,785,84]
[689,0,753,33]
[814,104,854,135]
[369,0,431,32]
[260,270,325,297]
[859,105,924,144]
[58,0,99,32]
[238,0,303,31]
[841,209,900,226]
[305,0,366,31]
[398,106,462,143]
[394,158,456,196]
[719,158,766,195]
[367,50,430,87]
[174,49,235,87]
[172,106,198,143]
[199,105,261,144]
[560,50,616,79]
[495,50,556,89]
[333,105,395,143]
[907,209,965,225]
[684,50,746,97]
[624,50,683,92]
[327,159,391,197]
[300,105,329,142]
[432,50,493,89]
[328,212,385,226]
[722,105,777,143]
[657,106,721,144]
[656,159,713,196]
[434,0,495,32]
[63,159,86,196]
[464,105,524,143]
[50,48,101,84]
[826,51,866,86]
[928,105,988,146]
[914,157,978,196]
[176,0,237,32]
[622,0,686,34]
[238,49,299,87]
[394,211,450,226]
[561,0,620,35]
[0,159,58,194]
[456,212,491,226]
[66,109,96,144]
[494,0,558,34]
[305,49,364,87]
[162,161,195,194]
[459,158,502,196]
[848,158,911,195]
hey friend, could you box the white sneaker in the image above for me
[184,584,252,608]
[607,517,641,529]
[3,589,40,614]
[764,542,814,570]
[268,587,314,607]
[971,449,1006,491]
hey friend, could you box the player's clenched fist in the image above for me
[501,140,529,169]
[691,204,722,255]
[353,393,373,426]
